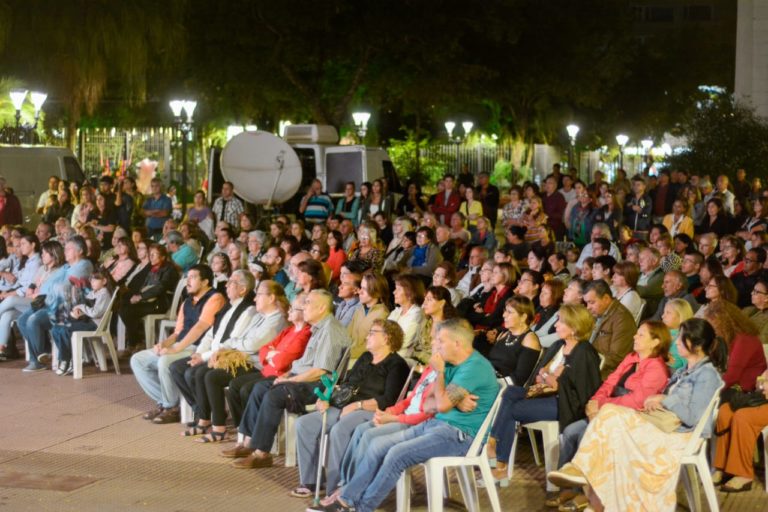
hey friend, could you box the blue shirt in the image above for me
[436,350,499,437]
[172,244,198,273]
[143,194,172,230]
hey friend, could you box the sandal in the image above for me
[289,487,314,498]
[558,494,589,512]
[196,430,228,443]
[181,423,211,437]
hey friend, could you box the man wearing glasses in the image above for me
[680,251,704,297]
[733,248,768,307]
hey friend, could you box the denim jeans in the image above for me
[558,418,588,468]
[0,295,31,347]
[340,419,473,512]
[338,420,409,488]
[295,408,373,491]
[130,347,194,408]
[17,308,52,361]
[50,318,97,363]
[489,385,558,463]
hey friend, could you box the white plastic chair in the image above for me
[396,382,507,512]
[679,384,725,512]
[71,289,120,379]
[522,352,605,492]
[143,277,187,348]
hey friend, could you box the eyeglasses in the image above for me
[310,249,320,254]
[745,257,756,263]
[289,307,304,312]
[752,289,768,295]
[368,329,386,336]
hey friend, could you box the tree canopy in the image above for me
[0,0,737,148]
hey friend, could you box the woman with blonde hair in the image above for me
[348,225,383,272]
[661,298,694,370]
[486,304,602,485]
[523,196,549,246]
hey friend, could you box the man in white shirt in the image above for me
[456,246,489,296]
[36,175,59,214]
[168,270,284,425]
[575,223,622,269]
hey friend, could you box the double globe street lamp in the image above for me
[8,89,47,144]
[169,99,197,216]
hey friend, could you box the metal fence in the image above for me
[77,127,173,180]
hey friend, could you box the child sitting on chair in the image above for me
[50,270,114,376]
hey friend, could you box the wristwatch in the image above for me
[357,401,363,410]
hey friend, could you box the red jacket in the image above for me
[386,366,437,425]
[258,324,312,378]
[592,352,669,410]
[0,193,22,226]
[723,333,767,391]
[430,190,461,223]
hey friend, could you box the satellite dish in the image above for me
[220,131,303,206]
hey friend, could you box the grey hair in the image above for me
[248,230,267,245]
[166,230,184,246]
[309,288,334,312]
[592,223,611,240]
[435,318,475,348]
[232,269,256,293]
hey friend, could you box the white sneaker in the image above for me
[55,360,70,376]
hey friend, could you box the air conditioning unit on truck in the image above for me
[212,124,400,212]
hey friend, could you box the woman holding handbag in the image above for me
[292,319,409,499]
[547,318,726,512]
[485,304,602,486]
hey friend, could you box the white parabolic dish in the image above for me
[220,131,303,205]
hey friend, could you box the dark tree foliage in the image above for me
[666,97,768,180]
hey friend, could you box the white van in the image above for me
[0,146,86,221]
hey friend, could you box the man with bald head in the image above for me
[224,289,351,469]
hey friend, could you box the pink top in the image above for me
[387,366,437,426]
[592,352,670,410]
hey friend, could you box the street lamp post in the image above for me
[615,134,628,170]
[640,138,653,174]
[445,120,472,172]
[566,124,580,171]
[169,99,197,217]
[8,89,47,145]
[352,111,370,143]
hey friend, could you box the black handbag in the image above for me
[330,383,360,408]
[722,387,768,411]
[31,295,47,311]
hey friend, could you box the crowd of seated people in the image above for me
[2,166,768,510]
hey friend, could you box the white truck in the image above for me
[213,124,400,211]
[0,146,86,222]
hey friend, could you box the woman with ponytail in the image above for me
[548,318,725,512]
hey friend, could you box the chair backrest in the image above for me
[95,289,120,332]
[169,277,188,317]
[466,381,508,457]
[335,347,352,382]
[682,383,725,455]
[397,365,419,403]
[634,300,646,325]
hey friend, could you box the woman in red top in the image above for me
[222,293,312,430]
[549,321,671,510]
[326,230,347,285]
[466,262,516,333]
[702,300,767,391]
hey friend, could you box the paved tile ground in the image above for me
[0,356,766,511]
